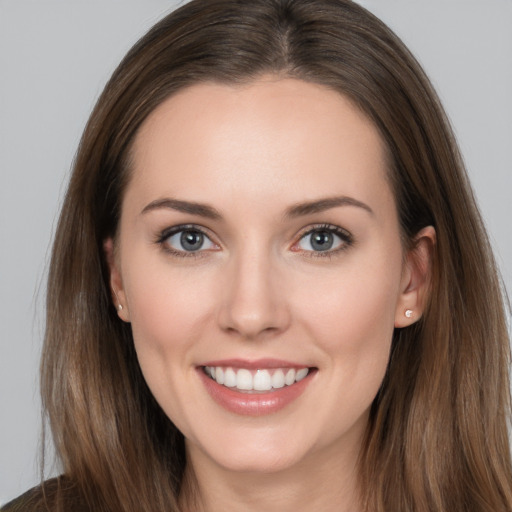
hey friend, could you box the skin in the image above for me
[106,77,434,512]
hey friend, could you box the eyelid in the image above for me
[155,222,353,258]
[156,224,220,257]
[157,223,211,241]
[290,223,353,256]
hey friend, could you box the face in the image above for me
[108,78,425,477]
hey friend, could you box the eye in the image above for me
[159,226,218,255]
[294,225,352,254]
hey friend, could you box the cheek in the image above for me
[122,258,221,429]
[293,253,401,363]
[125,259,216,361]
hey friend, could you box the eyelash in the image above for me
[155,223,354,259]
[156,224,217,258]
[292,223,353,259]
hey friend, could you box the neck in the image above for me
[179,438,364,512]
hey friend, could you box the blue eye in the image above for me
[160,227,217,254]
[296,226,351,253]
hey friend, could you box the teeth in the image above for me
[271,369,285,389]
[254,370,272,391]
[204,366,310,391]
[237,369,252,390]
[224,368,236,388]
[296,368,309,381]
[284,369,296,386]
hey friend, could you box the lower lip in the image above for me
[197,368,315,416]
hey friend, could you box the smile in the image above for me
[203,366,310,392]
[198,361,316,416]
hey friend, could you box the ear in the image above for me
[394,226,436,327]
[103,238,130,322]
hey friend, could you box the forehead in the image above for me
[126,78,393,218]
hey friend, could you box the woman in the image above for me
[4,0,511,510]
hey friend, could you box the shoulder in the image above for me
[1,477,89,512]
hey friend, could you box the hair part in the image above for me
[41,1,512,510]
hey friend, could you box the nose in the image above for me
[217,246,291,340]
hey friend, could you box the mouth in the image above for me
[197,360,316,416]
[203,366,310,393]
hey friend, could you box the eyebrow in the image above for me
[140,195,373,220]
[284,196,374,218]
[141,198,222,219]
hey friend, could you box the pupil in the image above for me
[181,231,203,251]
[311,231,333,251]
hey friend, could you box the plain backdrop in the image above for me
[1,0,511,505]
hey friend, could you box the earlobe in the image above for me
[103,238,130,322]
[394,226,436,328]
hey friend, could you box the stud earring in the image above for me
[405,309,413,318]
[113,288,123,312]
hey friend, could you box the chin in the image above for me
[187,429,312,475]
[215,450,306,475]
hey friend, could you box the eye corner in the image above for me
[292,223,354,258]
[155,224,220,258]
[289,242,302,253]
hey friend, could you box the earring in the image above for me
[405,309,413,318]
[113,288,123,312]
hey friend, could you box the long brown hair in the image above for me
[38,0,512,510]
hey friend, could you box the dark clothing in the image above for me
[1,478,89,512]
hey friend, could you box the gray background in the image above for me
[1,0,511,505]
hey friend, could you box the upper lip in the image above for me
[199,358,311,370]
